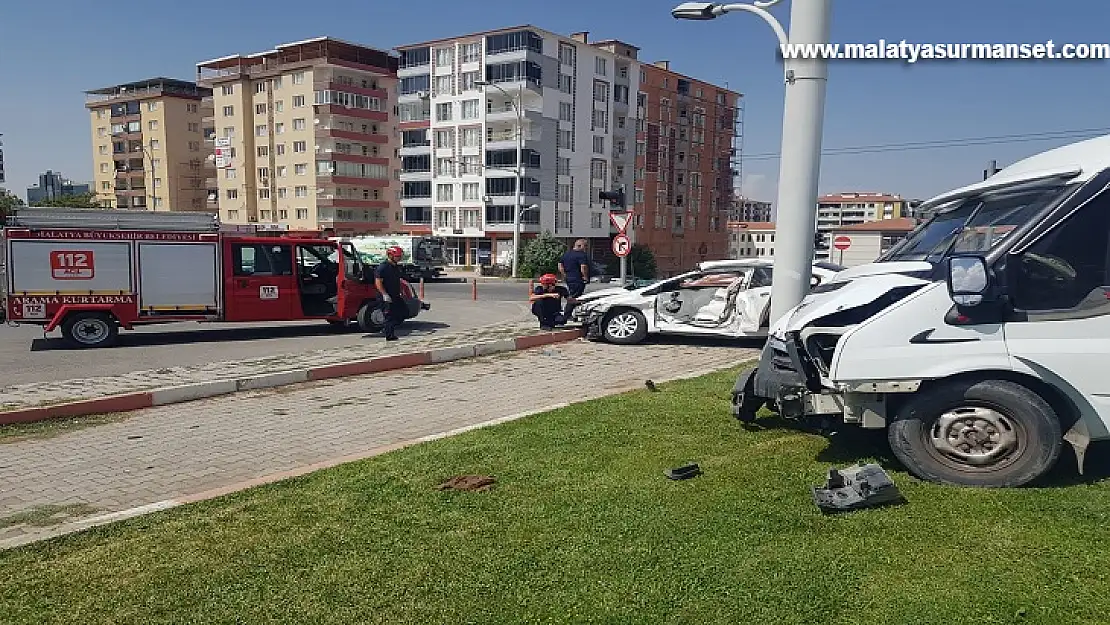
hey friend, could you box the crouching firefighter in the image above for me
[374,245,410,341]
[529,274,570,330]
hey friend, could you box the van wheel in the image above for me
[602,309,647,345]
[357,301,385,333]
[887,379,1062,487]
[61,312,119,349]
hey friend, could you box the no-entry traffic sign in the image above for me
[612,233,631,257]
[833,235,852,251]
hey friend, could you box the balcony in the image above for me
[315,124,389,144]
[399,168,432,182]
[399,142,431,157]
[485,129,541,152]
[484,105,543,124]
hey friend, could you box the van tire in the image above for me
[887,378,1062,488]
[356,300,385,333]
[61,312,119,349]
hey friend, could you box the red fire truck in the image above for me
[1,208,429,348]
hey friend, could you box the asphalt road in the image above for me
[420,277,614,301]
[0,281,548,386]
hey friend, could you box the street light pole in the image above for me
[477,80,524,278]
[672,0,831,325]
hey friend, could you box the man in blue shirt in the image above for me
[558,238,590,318]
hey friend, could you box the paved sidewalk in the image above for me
[0,340,757,548]
[0,319,546,412]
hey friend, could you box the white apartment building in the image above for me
[729,221,776,259]
[395,27,639,266]
[196,37,399,234]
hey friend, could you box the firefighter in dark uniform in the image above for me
[529,273,571,330]
[374,246,409,341]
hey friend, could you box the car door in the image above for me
[224,241,296,321]
[1003,187,1110,438]
[654,269,748,334]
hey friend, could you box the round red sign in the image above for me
[833,235,851,251]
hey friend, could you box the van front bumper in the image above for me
[734,332,826,419]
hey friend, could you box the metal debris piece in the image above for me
[437,475,496,492]
[664,463,702,480]
[811,463,904,513]
[645,379,658,391]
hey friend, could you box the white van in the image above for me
[734,134,1110,487]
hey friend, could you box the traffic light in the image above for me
[598,187,626,210]
[814,231,828,250]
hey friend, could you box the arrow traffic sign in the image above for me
[612,233,631,257]
[609,211,632,234]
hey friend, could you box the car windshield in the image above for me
[880,183,1073,263]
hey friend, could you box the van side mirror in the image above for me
[946,255,992,307]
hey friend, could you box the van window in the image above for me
[232,243,293,276]
[1010,193,1110,312]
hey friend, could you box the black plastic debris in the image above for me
[664,463,702,480]
[811,463,904,513]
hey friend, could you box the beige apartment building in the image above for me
[196,37,399,234]
[85,78,214,211]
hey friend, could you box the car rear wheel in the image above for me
[602,309,648,345]
[357,301,386,333]
[887,378,1063,487]
[61,312,119,349]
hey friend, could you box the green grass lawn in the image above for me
[3,364,1110,625]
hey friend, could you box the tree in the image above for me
[0,189,24,223]
[518,231,567,278]
[606,244,658,280]
[36,192,103,209]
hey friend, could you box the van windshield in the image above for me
[880,184,1071,263]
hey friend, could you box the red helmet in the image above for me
[539,273,557,286]
[385,246,404,259]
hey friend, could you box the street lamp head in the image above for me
[671,2,722,20]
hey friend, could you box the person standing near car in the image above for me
[559,238,590,318]
[374,246,408,341]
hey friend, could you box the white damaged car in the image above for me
[569,258,845,344]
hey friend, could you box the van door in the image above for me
[335,242,369,318]
[1003,188,1110,436]
[224,241,296,321]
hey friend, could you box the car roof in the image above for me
[697,258,844,272]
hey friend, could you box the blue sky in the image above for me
[1,0,1108,204]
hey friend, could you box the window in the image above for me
[278,188,288,199]
[293,141,307,153]
[232,243,292,276]
[257,146,269,157]
[559,74,573,94]
[460,71,480,92]
[461,99,480,120]
[461,208,481,228]
[435,46,454,66]
[255,82,267,94]
[558,183,572,202]
[436,158,454,176]
[594,81,609,102]
[295,164,307,175]
[435,209,455,228]
[225,168,237,179]
[276,144,286,156]
[595,57,608,75]
[276,165,287,177]
[292,71,305,85]
[593,136,605,154]
[258,167,269,180]
[1011,192,1110,312]
[148,120,159,131]
[590,160,607,180]
[256,125,268,136]
[259,189,271,199]
[557,129,573,149]
[437,184,454,201]
[559,43,575,66]
[434,75,453,97]
[293,95,305,107]
[274,101,284,113]
[222,85,234,96]
[557,157,570,176]
[275,123,284,134]
[150,140,160,150]
[296,208,309,220]
[154,178,162,188]
[295,185,308,197]
[461,127,481,148]
[436,102,453,121]
[223,127,235,138]
[591,213,604,228]
[559,102,573,122]
[592,109,607,131]
[99,145,108,155]
[462,182,481,201]
[256,103,267,115]
[435,129,454,148]
[461,155,480,175]
[293,118,306,130]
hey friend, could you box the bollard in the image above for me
[419,277,425,300]
[472,277,477,301]
[529,279,535,294]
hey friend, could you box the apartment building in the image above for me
[814,192,906,260]
[730,195,771,222]
[197,37,398,234]
[729,221,776,259]
[633,60,741,275]
[394,27,639,266]
[27,170,91,204]
[85,78,214,211]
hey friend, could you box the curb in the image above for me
[0,328,585,426]
[0,359,748,552]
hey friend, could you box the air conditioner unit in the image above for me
[416,90,429,99]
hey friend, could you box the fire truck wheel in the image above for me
[61,312,119,349]
[357,301,385,333]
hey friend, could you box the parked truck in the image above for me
[334,235,446,282]
[2,208,428,348]
[732,134,1110,488]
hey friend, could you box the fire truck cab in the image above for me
[2,208,428,348]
